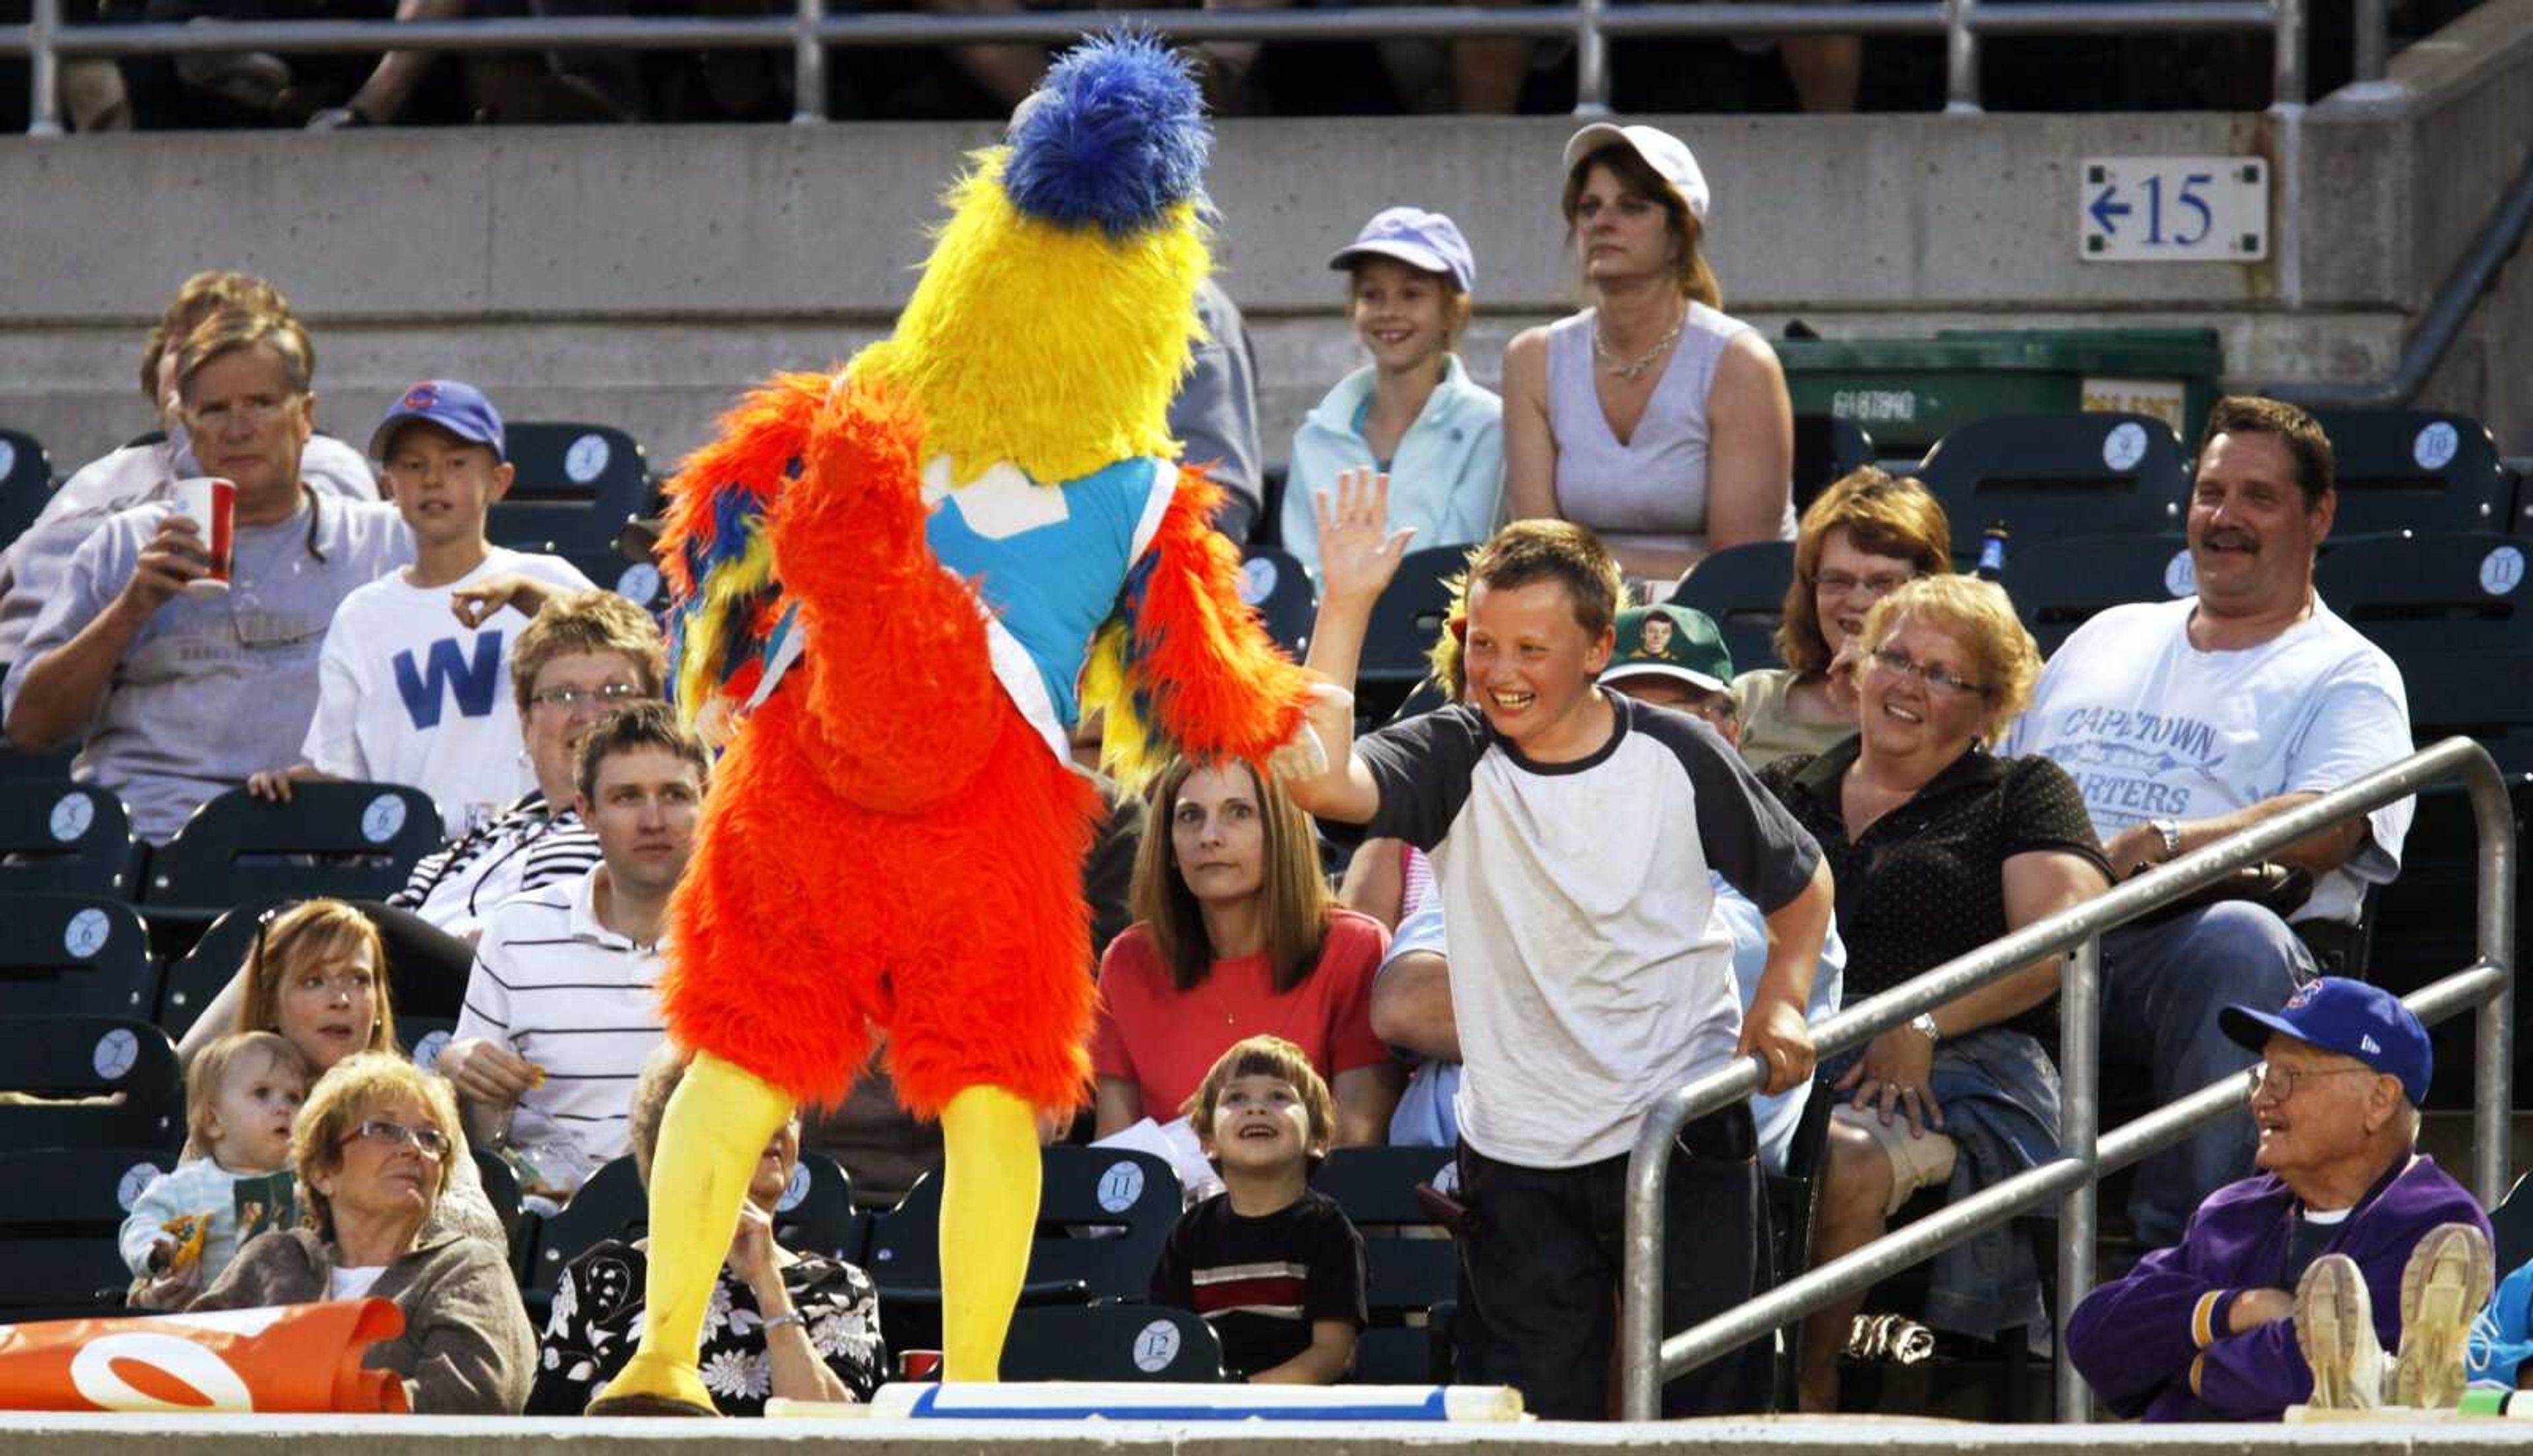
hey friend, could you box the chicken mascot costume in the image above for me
[586,32,1320,1415]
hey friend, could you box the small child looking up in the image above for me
[121,1031,311,1308]
[1147,1035,1367,1384]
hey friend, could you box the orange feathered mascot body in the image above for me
[585,35,1317,1415]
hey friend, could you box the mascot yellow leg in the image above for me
[937,1083,1040,1381]
[586,1053,794,1416]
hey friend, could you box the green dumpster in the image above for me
[1778,328,2225,460]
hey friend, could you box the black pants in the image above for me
[1453,1105,1770,1420]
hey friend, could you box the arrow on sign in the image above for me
[2088,185,2131,235]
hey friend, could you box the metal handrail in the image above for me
[3,0,2311,135]
[1620,735,2517,1421]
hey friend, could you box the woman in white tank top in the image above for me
[1501,123,1796,594]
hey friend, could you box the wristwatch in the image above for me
[1908,1012,1941,1045]
[2150,817,2183,862]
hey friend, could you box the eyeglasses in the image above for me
[343,1118,452,1161]
[181,396,300,434]
[2249,1063,2379,1102]
[530,682,648,713]
[1812,570,1916,599]
[1867,648,1986,698]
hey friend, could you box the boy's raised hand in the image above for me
[451,572,557,629]
[1312,468,1415,610]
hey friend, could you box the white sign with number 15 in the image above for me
[2080,157,2269,262]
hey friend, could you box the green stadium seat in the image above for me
[2000,534,2197,658]
[0,1015,185,1155]
[1673,540,1796,675]
[0,781,142,898]
[0,427,52,559]
[156,894,292,1041]
[1361,546,1470,688]
[2309,409,2510,537]
[142,783,443,936]
[1238,544,1315,657]
[865,1145,1177,1356]
[491,423,656,554]
[2312,531,2533,661]
[1792,412,1877,516]
[1000,1303,1227,1382]
[0,894,156,1018]
[1313,1144,1458,1384]
[0,1145,175,1321]
[1915,412,2189,550]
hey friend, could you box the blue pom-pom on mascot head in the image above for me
[1002,32,1210,236]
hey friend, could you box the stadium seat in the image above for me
[0,742,78,781]
[864,1145,1177,1354]
[471,1142,526,1254]
[2308,409,2511,537]
[400,1014,459,1074]
[142,783,443,934]
[1237,545,1315,657]
[2493,1172,2533,1275]
[1672,539,1796,675]
[1000,1304,1227,1382]
[1313,1143,1457,1383]
[155,894,290,1041]
[0,1015,185,1154]
[0,1146,175,1321]
[557,541,670,614]
[520,1151,863,1321]
[1359,545,1470,705]
[0,427,52,560]
[1791,413,1876,516]
[0,781,142,898]
[2311,531,2533,661]
[1914,412,2189,550]
[491,423,656,554]
[1999,533,2198,658]
[0,894,156,1017]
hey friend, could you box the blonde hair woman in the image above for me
[1753,576,2110,1410]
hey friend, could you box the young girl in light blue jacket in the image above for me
[1279,207,1503,572]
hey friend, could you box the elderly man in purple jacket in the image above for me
[2067,979,2492,1420]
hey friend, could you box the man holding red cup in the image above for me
[3,308,410,841]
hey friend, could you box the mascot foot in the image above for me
[586,1354,719,1417]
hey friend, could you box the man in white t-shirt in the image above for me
[250,381,590,837]
[440,700,704,1201]
[2003,396,2414,1248]
[1286,477,1833,1420]
[2,310,410,841]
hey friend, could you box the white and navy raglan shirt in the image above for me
[1358,692,1822,1170]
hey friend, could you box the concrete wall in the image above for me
[0,4,2526,476]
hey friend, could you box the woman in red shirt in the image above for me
[1093,756,1402,1145]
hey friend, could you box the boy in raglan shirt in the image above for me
[252,381,590,836]
[1283,471,1834,1419]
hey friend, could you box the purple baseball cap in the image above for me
[1328,206,1477,293]
[371,379,506,462]
[2220,977,2432,1105]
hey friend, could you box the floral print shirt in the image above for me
[526,1239,884,1414]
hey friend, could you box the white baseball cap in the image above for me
[1562,123,1710,222]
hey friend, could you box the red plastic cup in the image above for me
[897,1349,943,1381]
[172,476,236,599]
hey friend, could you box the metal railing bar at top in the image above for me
[6,0,2313,135]
[1619,734,2516,1422]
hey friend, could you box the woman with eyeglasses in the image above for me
[191,1052,536,1414]
[1730,467,1952,772]
[1755,576,2111,1411]
[175,897,507,1250]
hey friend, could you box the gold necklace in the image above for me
[1593,308,1685,380]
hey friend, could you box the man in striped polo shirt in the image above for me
[441,701,706,1201]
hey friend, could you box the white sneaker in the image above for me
[2296,1252,2385,1409]
[2391,1222,2495,1410]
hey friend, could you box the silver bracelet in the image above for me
[761,1311,805,1334]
